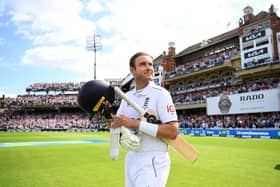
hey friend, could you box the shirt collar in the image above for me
[133,81,155,96]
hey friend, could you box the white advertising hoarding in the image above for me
[207,88,280,115]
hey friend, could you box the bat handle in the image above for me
[113,87,145,115]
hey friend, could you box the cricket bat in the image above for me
[113,87,199,164]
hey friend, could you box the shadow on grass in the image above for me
[274,164,280,171]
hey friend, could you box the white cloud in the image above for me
[3,0,280,83]
[20,43,130,80]
[99,0,243,55]
[85,0,105,13]
[5,0,95,45]
[22,45,92,72]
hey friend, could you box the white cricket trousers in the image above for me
[125,151,171,187]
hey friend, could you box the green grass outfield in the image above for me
[0,132,279,187]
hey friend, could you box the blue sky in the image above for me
[0,0,279,97]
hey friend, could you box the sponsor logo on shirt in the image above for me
[166,105,175,113]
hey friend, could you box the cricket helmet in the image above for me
[77,80,115,117]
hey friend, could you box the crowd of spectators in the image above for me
[165,47,239,79]
[170,77,280,105]
[2,94,78,108]
[0,60,279,131]
[3,76,278,110]
[0,111,108,132]
[26,82,84,92]
[17,94,77,106]
[178,112,280,129]
[2,95,122,111]
[1,108,278,132]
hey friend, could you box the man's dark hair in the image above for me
[129,52,153,68]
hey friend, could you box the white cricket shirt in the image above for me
[117,81,178,152]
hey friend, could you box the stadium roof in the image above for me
[174,28,239,58]
[174,6,279,59]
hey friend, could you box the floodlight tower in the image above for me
[86,35,102,80]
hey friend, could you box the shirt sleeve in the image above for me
[156,89,178,123]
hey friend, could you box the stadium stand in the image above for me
[0,80,121,132]
[154,5,280,138]
[0,5,279,137]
